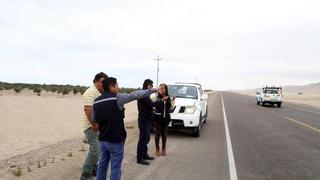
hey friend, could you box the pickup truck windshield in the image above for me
[168,85,198,99]
[264,89,279,94]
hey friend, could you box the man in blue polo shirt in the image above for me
[93,77,157,180]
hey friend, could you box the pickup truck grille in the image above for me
[170,119,184,128]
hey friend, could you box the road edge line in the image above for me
[221,95,239,180]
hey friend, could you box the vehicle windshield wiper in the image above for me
[174,95,186,98]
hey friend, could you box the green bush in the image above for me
[4,84,12,90]
[120,87,139,93]
[62,87,71,95]
[57,88,62,94]
[14,86,24,93]
[49,86,58,93]
[33,86,42,96]
[80,87,87,95]
[72,87,79,95]
[0,82,137,96]
[42,84,50,92]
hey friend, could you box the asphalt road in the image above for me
[120,92,228,180]
[119,92,320,180]
[222,92,320,180]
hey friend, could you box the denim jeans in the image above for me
[82,128,100,175]
[137,118,151,160]
[97,141,124,180]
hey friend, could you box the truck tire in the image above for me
[203,108,208,124]
[192,115,201,137]
[192,125,200,137]
[277,103,282,108]
[261,102,265,106]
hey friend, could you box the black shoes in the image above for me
[144,154,155,160]
[80,173,91,180]
[137,154,155,165]
[137,159,150,165]
[80,169,96,180]
[92,169,97,176]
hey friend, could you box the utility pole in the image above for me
[154,56,162,87]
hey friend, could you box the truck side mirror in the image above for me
[201,94,208,100]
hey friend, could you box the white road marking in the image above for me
[221,95,239,180]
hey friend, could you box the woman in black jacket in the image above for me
[153,83,174,156]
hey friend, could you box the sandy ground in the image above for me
[282,93,320,108]
[0,90,138,179]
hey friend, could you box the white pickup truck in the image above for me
[167,83,208,137]
[256,86,283,107]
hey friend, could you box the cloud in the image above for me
[0,0,319,90]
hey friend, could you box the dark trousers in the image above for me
[137,118,151,160]
[155,120,168,149]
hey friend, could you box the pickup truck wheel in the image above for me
[277,103,282,108]
[261,102,265,106]
[256,101,260,105]
[192,125,200,137]
[192,115,201,137]
[203,108,208,124]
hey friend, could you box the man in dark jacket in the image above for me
[136,79,156,165]
[93,77,157,180]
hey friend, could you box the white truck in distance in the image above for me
[256,86,283,107]
[167,83,208,137]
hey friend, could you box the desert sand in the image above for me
[0,90,139,179]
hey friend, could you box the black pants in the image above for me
[155,120,169,149]
[137,118,151,160]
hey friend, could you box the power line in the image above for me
[26,0,61,14]
[0,21,91,51]
[4,0,80,32]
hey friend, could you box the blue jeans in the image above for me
[97,141,124,180]
[82,128,100,175]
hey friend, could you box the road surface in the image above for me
[120,92,320,180]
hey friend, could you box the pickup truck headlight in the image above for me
[185,106,197,114]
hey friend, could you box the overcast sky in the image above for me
[0,0,319,90]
